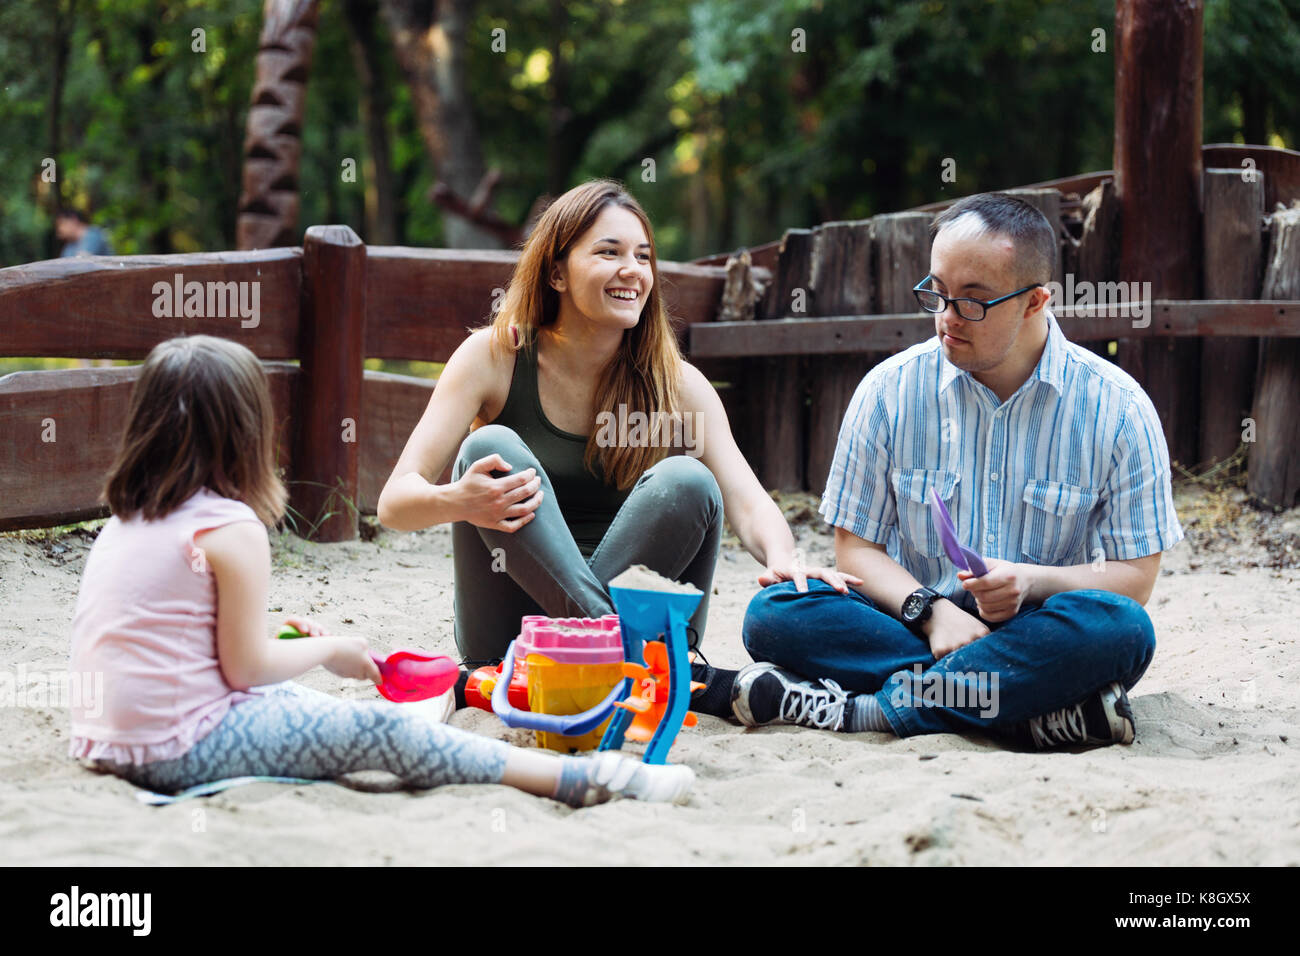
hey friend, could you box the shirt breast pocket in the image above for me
[1020,478,1099,565]
[890,467,960,558]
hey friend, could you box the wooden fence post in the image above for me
[749,228,812,492]
[872,212,933,312]
[293,224,366,541]
[1075,178,1120,359]
[1248,204,1300,509]
[805,220,874,494]
[1113,0,1204,470]
[1200,168,1264,466]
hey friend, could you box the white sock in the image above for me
[553,753,694,807]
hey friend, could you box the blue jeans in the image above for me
[742,581,1156,739]
[451,424,723,664]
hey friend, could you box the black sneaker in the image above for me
[731,663,849,731]
[1023,681,1136,748]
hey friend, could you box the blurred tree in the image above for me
[1204,0,1300,149]
[0,0,1296,266]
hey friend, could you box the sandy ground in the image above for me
[1,485,1297,866]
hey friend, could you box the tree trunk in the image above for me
[344,0,398,245]
[380,0,500,249]
[46,0,74,260]
[236,0,320,250]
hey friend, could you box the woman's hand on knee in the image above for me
[456,454,543,532]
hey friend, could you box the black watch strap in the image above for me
[901,587,941,634]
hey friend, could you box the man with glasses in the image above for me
[728,192,1182,748]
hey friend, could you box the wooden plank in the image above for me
[292,225,365,541]
[356,369,456,513]
[0,363,297,531]
[749,229,814,492]
[1203,144,1300,212]
[1199,169,1264,466]
[692,239,781,273]
[364,246,729,362]
[758,229,813,322]
[1248,204,1300,510]
[871,212,931,316]
[1076,179,1119,286]
[806,221,874,493]
[690,302,1300,358]
[1114,0,1204,469]
[908,171,1113,214]
[1073,178,1120,360]
[0,249,302,360]
[363,247,515,362]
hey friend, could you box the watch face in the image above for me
[903,594,922,620]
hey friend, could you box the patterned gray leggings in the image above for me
[99,682,511,794]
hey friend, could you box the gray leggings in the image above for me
[97,682,511,794]
[452,424,724,665]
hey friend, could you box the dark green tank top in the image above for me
[491,326,632,557]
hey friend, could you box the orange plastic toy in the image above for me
[465,659,529,713]
[611,641,705,743]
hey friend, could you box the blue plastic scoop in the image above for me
[597,583,702,764]
[929,488,990,577]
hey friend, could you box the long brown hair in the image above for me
[104,335,287,525]
[482,179,685,490]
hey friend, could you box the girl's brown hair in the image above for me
[104,335,287,526]
[482,179,685,490]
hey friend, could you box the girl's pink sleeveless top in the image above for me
[68,488,268,765]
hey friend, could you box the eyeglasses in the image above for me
[912,275,1041,321]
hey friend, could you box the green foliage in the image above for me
[0,0,1295,270]
[1204,0,1300,147]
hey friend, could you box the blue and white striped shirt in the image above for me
[819,308,1183,613]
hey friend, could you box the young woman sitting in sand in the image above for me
[68,335,693,806]
[377,179,858,708]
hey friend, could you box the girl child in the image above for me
[68,334,693,807]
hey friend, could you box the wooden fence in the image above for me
[4,145,1300,540]
[0,226,737,540]
[694,145,1300,510]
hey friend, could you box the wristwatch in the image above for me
[900,587,942,635]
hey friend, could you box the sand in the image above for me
[1,485,1297,866]
[609,563,702,593]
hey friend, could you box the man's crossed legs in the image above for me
[735,581,1156,748]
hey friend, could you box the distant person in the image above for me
[56,208,112,257]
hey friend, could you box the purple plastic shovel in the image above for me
[929,488,990,577]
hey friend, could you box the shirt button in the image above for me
[986,533,995,544]
[990,473,999,481]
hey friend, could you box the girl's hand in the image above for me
[455,454,543,532]
[282,615,326,637]
[324,637,383,684]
